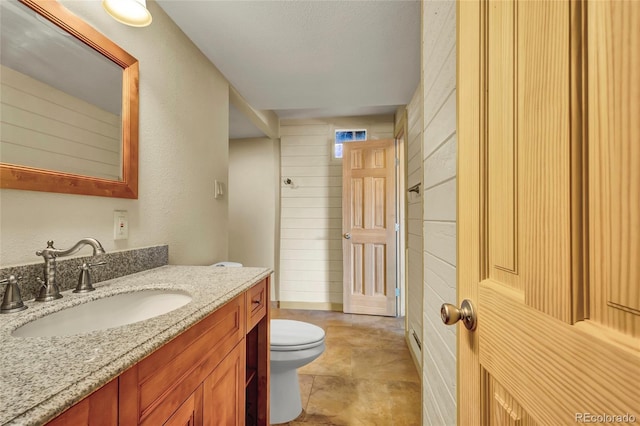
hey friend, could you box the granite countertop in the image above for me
[0,265,271,426]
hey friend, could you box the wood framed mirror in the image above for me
[0,0,139,198]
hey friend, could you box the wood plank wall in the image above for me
[422,1,458,425]
[407,84,424,368]
[0,65,121,180]
[279,116,394,309]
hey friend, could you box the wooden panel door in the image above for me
[457,0,640,424]
[203,342,246,426]
[342,139,397,316]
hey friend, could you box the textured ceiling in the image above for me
[157,0,420,126]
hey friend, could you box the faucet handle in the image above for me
[0,275,21,285]
[74,261,105,293]
[0,275,27,314]
[36,241,55,257]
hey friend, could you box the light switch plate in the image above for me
[114,210,128,240]
[214,180,224,199]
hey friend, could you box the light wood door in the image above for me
[342,139,397,316]
[458,1,640,424]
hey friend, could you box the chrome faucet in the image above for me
[35,238,106,302]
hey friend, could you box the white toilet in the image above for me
[270,319,325,424]
[210,262,326,424]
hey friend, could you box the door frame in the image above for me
[394,111,408,319]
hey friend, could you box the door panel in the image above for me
[343,139,397,316]
[486,373,538,426]
[487,0,518,279]
[517,0,574,322]
[351,243,364,295]
[480,283,638,423]
[588,0,640,334]
[488,0,574,314]
[458,0,640,424]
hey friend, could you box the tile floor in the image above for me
[271,308,421,426]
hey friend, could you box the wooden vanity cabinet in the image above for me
[46,278,269,426]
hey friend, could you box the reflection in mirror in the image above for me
[0,0,139,198]
[1,0,124,180]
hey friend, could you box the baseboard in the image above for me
[277,301,344,312]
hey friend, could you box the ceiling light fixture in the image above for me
[102,0,152,27]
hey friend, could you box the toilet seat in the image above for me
[271,319,325,351]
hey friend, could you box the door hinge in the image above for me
[395,288,400,297]
[395,223,400,232]
[395,158,400,167]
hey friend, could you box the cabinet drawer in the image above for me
[246,279,267,331]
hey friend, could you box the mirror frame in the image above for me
[0,0,139,198]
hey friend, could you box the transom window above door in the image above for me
[334,129,367,159]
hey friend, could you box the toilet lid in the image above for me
[271,319,325,351]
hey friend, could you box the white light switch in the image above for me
[114,210,129,240]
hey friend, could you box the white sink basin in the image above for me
[12,290,192,338]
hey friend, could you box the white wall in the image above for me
[422,1,458,425]
[407,84,424,369]
[0,0,230,267]
[279,116,394,309]
[229,137,280,298]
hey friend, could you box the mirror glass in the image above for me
[0,0,138,199]
[1,0,124,180]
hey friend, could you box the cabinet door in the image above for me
[120,295,245,426]
[165,388,203,426]
[46,379,117,426]
[203,342,246,426]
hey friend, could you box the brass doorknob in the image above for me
[440,299,477,331]
[343,233,351,239]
